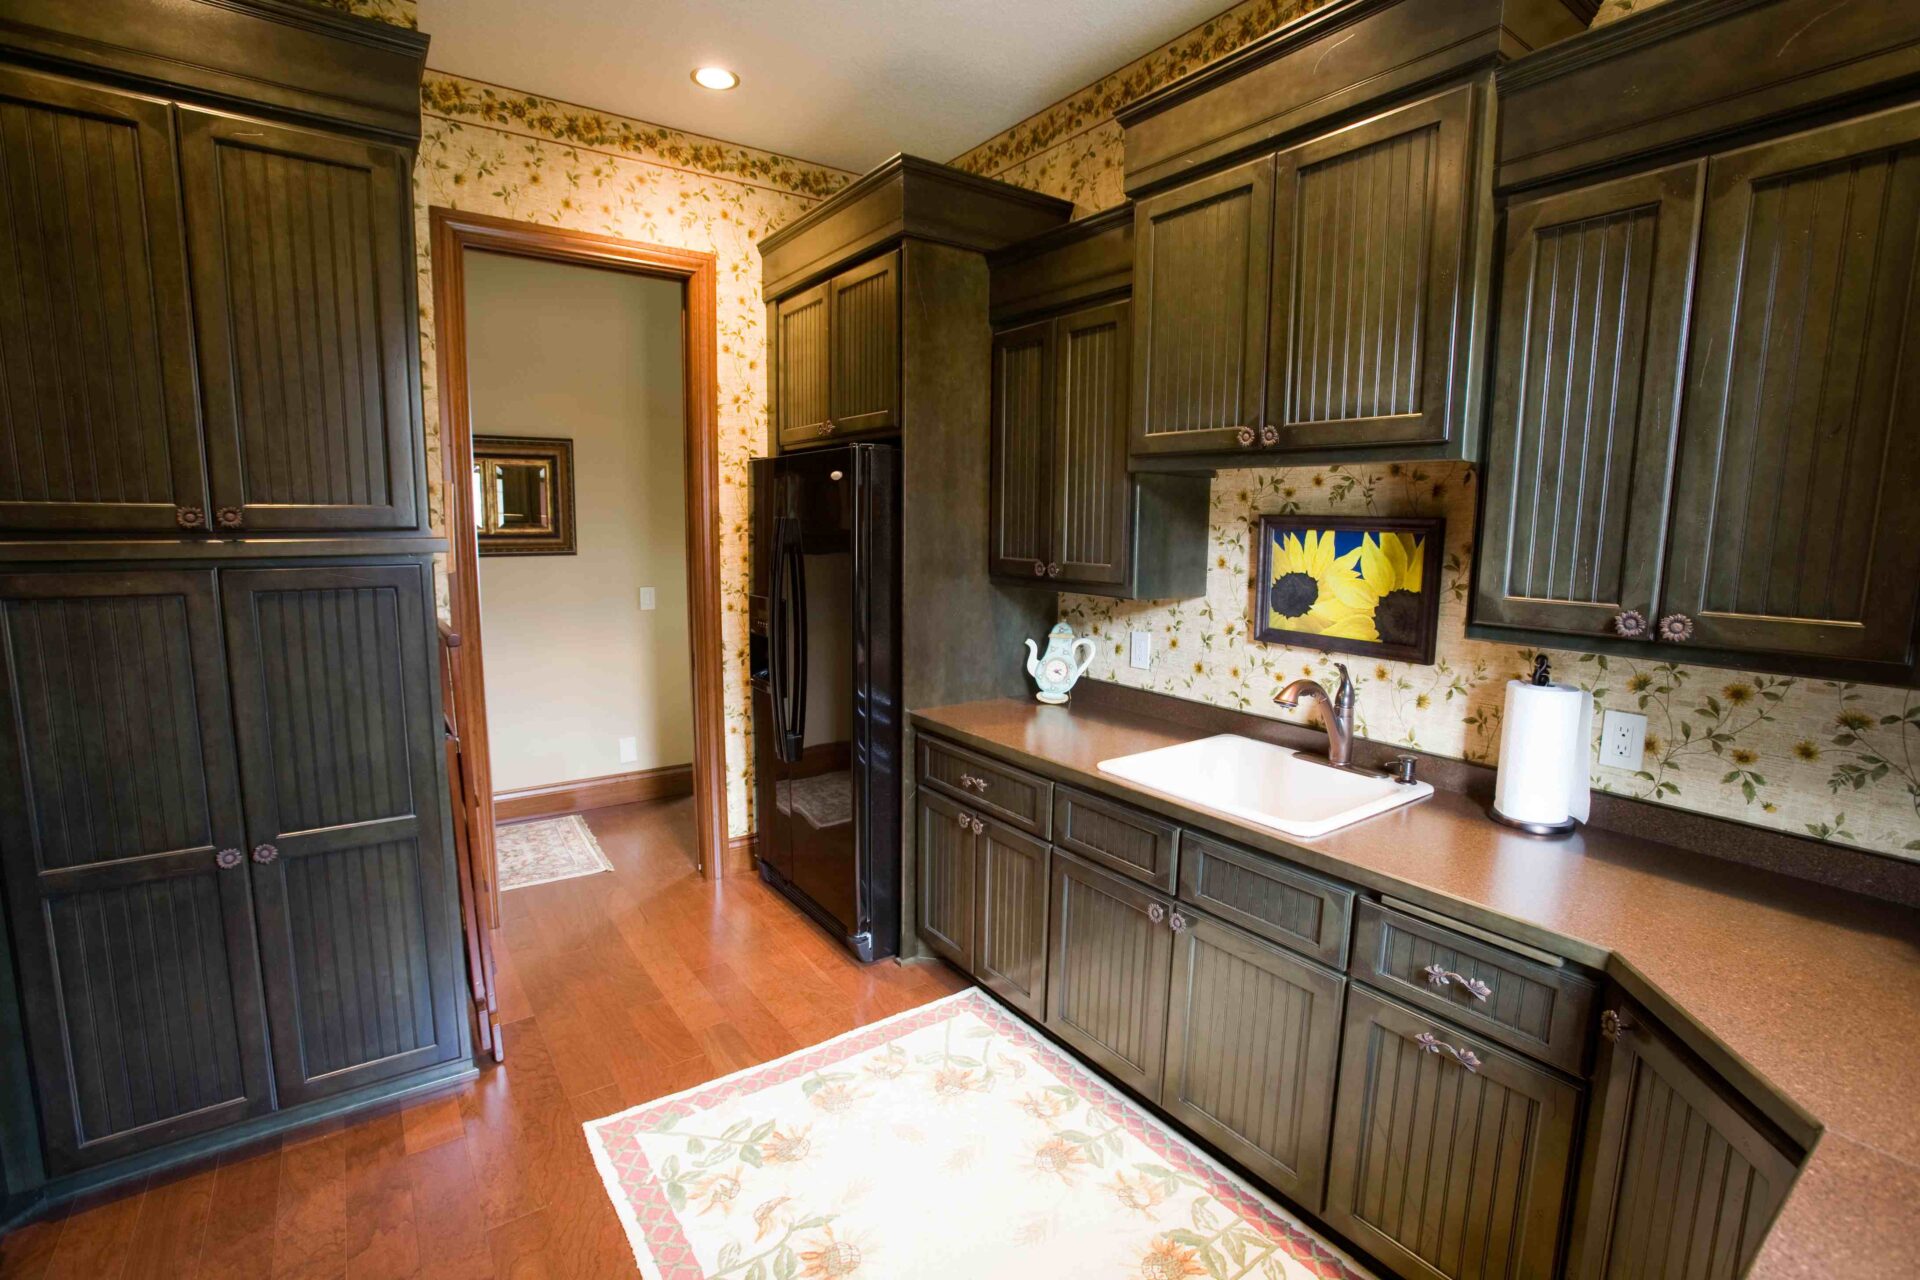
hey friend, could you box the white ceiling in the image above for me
[417,0,1234,174]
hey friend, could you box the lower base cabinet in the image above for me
[1045,849,1174,1101]
[1324,985,1581,1280]
[916,788,1051,1019]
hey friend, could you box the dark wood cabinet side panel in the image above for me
[988,319,1053,579]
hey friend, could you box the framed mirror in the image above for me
[473,435,576,556]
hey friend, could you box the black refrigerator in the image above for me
[749,444,900,961]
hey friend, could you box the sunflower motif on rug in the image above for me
[584,987,1373,1280]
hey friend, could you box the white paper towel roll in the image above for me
[1493,679,1593,831]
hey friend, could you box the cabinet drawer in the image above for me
[917,736,1051,838]
[1052,785,1179,892]
[1177,830,1352,968]
[1350,902,1596,1074]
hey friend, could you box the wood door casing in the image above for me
[222,564,463,1104]
[0,68,208,533]
[1567,997,1800,1280]
[1476,163,1703,639]
[179,108,418,532]
[774,281,831,448]
[828,250,899,437]
[1045,848,1174,1103]
[988,318,1053,580]
[1162,911,1344,1209]
[973,820,1049,1020]
[1267,86,1475,452]
[1663,101,1920,664]
[1053,300,1131,587]
[915,789,976,971]
[0,571,273,1171]
[1131,154,1274,456]
[1325,986,1581,1280]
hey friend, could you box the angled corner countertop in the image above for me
[909,697,1920,1279]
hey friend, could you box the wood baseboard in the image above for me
[723,833,757,877]
[494,763,692,822]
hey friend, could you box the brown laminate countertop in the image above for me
[910,698,1920,1279]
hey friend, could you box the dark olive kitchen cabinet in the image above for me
[0,571,274,1172]
[0,67,208,534]
[1325,985,1580,1280]
[988,318,1054,580]
[1045,848,1175,1102]
[1566,998,1800,1280]
[915,788,977,972]
[774,251,899,449]
[972,819,1050,1021]
[773,281,832,447]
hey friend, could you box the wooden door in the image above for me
[1566,999,1799,1280]
[1475,163,1702,639]
[1663,102,1920,665]
[178,109,419,533]
[828,250,899,437]
[0,68,208,533]
[1052,300,1131,588]
[1045,848,1174,1103]
[1162,910,1344,1209]
[1266,86,1475,452]
[222,564,464,1104]
[0,572,273,1172]
[1324,986,1580,1280]
[1131,155,1273,456]
[973,820,1048,1020]
[989,318,1054,580]
[774,281,832,448]
[915,788,976,970]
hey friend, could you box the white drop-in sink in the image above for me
[1096,734,1432,839]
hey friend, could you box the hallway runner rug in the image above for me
[494,814,615,890]
[584,986,1373,1279]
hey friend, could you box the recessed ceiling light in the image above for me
[691,66,739,91]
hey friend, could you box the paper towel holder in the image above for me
[1490,654,1582,837]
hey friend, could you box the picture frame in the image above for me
[1250,513,1444,665]
[473,435,576,556]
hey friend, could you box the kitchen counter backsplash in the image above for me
[1059,463,1920,864]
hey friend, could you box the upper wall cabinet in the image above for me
[1476,0,1920,684]
[773,251,900,449]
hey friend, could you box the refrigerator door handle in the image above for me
[766,516,790,758]
[781,526,808,763]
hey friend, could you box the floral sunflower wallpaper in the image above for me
[950,0,1920,863]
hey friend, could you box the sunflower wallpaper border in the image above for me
[1256,515,1443,664]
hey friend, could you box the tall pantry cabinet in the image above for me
[0,0,469,1214]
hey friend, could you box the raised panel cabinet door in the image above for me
[222,564,464,1104]
[1131,155,1274,457]
[1325,986,1580,1280]
[775,281,832,448]
[1053,300,1132,587]
[1475,163,1703,638]
[0,68,208,533]
[915,788,976,971]
[1045,848,1174,1103]
[1567,999,1800,1280]
[178,109,420,532]
[1663,101,1920,666]
[972,819,1049,1020]
[828,250,900,437]
[1162,911,1344,1209]
[0,572,273,1172]
[989,318,1054,580]
[1267,85,1476,452]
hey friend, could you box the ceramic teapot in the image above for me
[1024,623,1096,704]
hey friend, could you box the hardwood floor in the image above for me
[0,798,967,1279]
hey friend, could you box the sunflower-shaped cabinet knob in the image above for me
[1023,622,1096,705]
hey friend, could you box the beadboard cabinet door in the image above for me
[0,572,273,1172]
[1162,911,1343,1209]
[988,318,1054,580]
[0,68,209,533]
[774,281,832,449]
[1475,163,1701,639]
[1046,848,1174,1103]
[1662,102,1920,666]
[1052,301,1132,587]
[915,788,976,971]
[179,109,419,533]
[1131,155,1273,456]
[828,250,899,437]
[222,564,463,1104]
[1266,86,1477,452]
[973,820,1049,1020]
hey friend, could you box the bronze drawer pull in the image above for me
[1601,1008,1632,1042]
[1611,609,1649,639]
[1414,1030,1481,1072]
[1259,424,1279,446]
[1422,963,1492,1001]
[821,420,837,435]
[175,505,206,530]
[1147,902,1166,924]
[215,848,243,870]
[1234,425,1255,446]
[1046,562,1060,577]
[251,843,279,865]
[1656,613,1694,643]
[1168,910,1188,933]
[215,505,244,529]
[1033,560,1047,577]
[958,773,990,793]
[953,811,983,835]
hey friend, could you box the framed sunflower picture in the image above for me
[1252,514,1444,664]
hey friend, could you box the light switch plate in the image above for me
[1599,708,1646,772]
[1129,630,1152,670]
[639,586,656,611]
[618,736,639,764]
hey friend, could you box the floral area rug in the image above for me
[584,987,1373,1280]
[494,814,614,890]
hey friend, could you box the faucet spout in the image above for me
[1272,663,1356,768]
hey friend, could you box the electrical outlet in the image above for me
[618,736,639,764]
[1129,630,1152,669]
[639,586,656,611]
[1598,709,1646,772]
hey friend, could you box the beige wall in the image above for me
[465,250,692,793]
